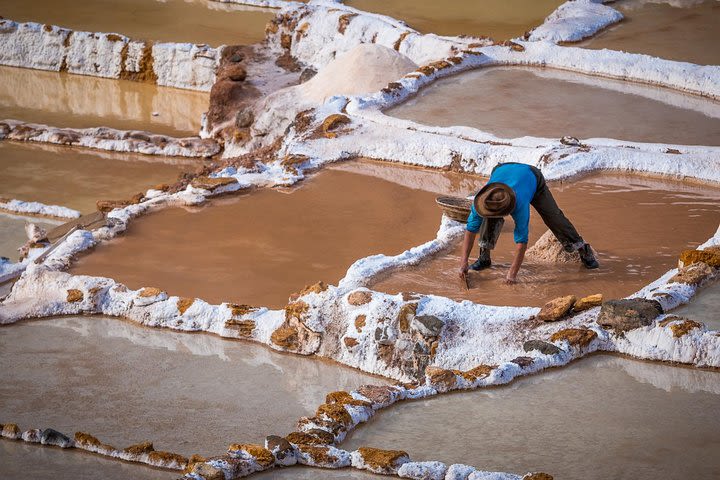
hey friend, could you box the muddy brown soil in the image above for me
[346,0,564,40]
[0,0,273,46]
[372,173,720,307]
[71,165,449,308]
[0,142,199,213]
[581,0,720,66]
[343,355,720,480]
[0,316,385,457]
[0,66,208,137]
[387,66,720,145]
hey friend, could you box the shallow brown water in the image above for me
[71,165,446,308]
[0,142,197,213]
[0,0,273,46]
[0,214,61,261]
[346,0,564,40]
[372,174,720,307]
[0,66,208,137]
[387,66,720,145]
[673,279,720,330]
[581,0,720,66]
[344,355,720,479]
[0,441,176,480]
[0,316,384,457]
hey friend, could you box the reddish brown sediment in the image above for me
[387,67,720,146]
[346,0,564,40]
[0,65,207,137]
[580,0,720,66]
[372,173,720,307]
[0,0,273,46]
[0,142,199,214]
[71,166,444,307]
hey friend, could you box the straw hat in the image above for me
[473,182,516,218]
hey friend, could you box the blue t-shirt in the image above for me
[466,163,537,244]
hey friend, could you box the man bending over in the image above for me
[459,163,599,284]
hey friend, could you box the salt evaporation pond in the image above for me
[372,174,720,307]
[344,355,720,480]
[581,0,720,66]
[0,66,208,137]
[0,0,273,46]
[0,213,61,261]
[346,0,564,40]
[0,441,175,480]
[387,66,720,145]
[674,280,720,331]
[0,142,197,213]
[0,316,384,457]
[71,163,448,308]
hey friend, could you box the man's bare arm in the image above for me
[458,230,477,279]
[506,242,527,284]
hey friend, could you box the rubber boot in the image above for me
[579,243,599,269]
[470,248,492,271]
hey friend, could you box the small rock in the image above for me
[596,298,663,333]
[670,262,715,286]
[266,435,296,466]
[189,461,225,480]
[411,315,444,337]
[679,248,720,268]
[573,293,603,312]
[299,67,317,83]
[425,366,457,392]
[658,317,704,337]
[523,473,554,480]
[151,111,159,117]
[549,328,597,348]
[1,423,20,439]
[348,290,372,306]
[356,385,402,407]
[538,295,576,322]
[523,339,561,355]
[138,287,163,298]
[398,460,448,480]
[124,440,154,455]
[22,429,42,443]
[40,428,73,448]
[355,314,367,333]
[270,326,298,349]
[352,447,410,475]
[190,176,239,191]
[344,337,359,348]
[227,443,275,469]
[229,52,244,63]
[445,464,477,480]
[296,444,351,468]
[511,356,534,368]
[66,289,84,303]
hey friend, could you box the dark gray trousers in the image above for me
[478,165,585,252]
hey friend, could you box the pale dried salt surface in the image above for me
[301,44,418,103]
[525,229,581,264]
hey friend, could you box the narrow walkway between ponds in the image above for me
[0,0,273,46]
[673,279,720,331]
[343,355,720,480]
[0,316,385,457]
[346,0,564,40]
[0,66,208,137]
[0,142,199,214]
[372,173,720,307]
[580,0,720,66]
[70,164,450,308]
[386,66,720,145]
[0,441,176,480]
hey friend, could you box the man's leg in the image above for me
[470,217,504,270]
[529,168,599,268]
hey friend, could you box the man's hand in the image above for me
[504,275,517,285]
[459,263,469,279]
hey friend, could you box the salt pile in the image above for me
[525,229,582,263]
[301,44,417,103]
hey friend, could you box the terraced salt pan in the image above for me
[674,280,720,330]
[0,66,208,137]
[372,173,720,307]
[0,142,198,214]
[386,66,720,145]
[0,0,273,46]
[581,0,720,66]
[0,213,61,261]
[0,441,175,480]
[344,355,720,480]
[346,0,564,40]
[0,316,384,457]
[71,165,448,308]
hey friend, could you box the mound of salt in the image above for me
[301,44,418,103]
[526,229,581,263]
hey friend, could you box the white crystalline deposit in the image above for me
[0,19,219,91]
[0,199,81,219]
[528,0,624,43]
[0,20,69,71]
[398,461,448,480]
[152,43,220,91]
[270,1,485,70]
[213,0,303,8]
